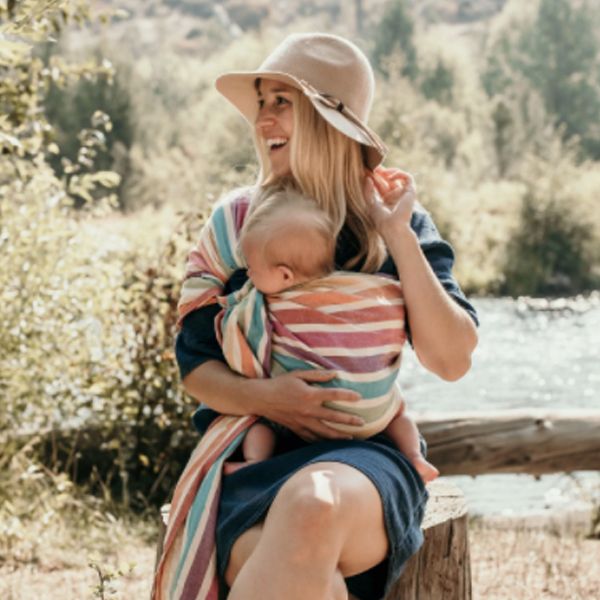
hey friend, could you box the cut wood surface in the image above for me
[387,480,471,599]
[417,409,600,475]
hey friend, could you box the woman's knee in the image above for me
[273,462,389,577]
[272,468,345,553]
[270,463,383,551]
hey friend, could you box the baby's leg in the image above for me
[243,422,277,463]
[384,410,439,483]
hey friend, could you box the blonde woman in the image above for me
[175,33,478,600]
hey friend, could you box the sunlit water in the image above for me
[401,296,600,516]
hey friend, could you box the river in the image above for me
[401,294,600,517]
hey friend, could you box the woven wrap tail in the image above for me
[152,414,257,600]
[154,192,253,598]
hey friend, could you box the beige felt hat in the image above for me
[216,32,387,169]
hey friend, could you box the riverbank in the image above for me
[1,509,598,599]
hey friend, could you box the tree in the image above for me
[420,58,454,104]
[484,0,600,159]
[371,0,418,80]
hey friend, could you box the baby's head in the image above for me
[240,187,336,294]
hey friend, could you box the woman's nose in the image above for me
[256,109,276,129]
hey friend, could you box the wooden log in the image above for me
[386,480,471,599]
[417,409,600,476]
[5,409,599,478]
[154,481,470,599]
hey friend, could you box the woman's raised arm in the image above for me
[382,224,478,380]
[367,169,478,381]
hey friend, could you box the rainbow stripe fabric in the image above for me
[152,414,256,600]
[217,274,406,438]
[153,190,406,598]
[153,192,253,600]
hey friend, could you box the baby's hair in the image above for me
[240,186,336,279]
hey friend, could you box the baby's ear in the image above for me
[278,264,294,284]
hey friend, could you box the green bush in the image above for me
[500,147,600,296]
[0,0,201,511]
[503,194,595,295]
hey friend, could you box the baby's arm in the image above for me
[384,404,439,483]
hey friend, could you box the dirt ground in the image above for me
[469,517,600,600]
[1,516,599,599]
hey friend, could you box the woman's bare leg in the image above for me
[226,462,389,600]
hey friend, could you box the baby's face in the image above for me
[242,237,290,294]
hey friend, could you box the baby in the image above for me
[233,187,439,483]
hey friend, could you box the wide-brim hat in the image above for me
[216,32,387,169]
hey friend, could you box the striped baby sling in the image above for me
[152,190,406,599]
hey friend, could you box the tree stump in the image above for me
[386,480,471,599]
[154,480,471,599]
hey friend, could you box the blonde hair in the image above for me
[240,187,335,279]
[252,86,386,273]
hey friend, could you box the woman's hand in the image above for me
[365,167,416,240]
[253,370,364,442]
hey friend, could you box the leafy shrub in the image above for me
[501,150,600,296]
[0,0,201,512]
[503,194,594,295]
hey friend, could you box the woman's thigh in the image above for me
[225,461,389,585]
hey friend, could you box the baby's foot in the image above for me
[410,455,440,484]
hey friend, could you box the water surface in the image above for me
[401,296,600,516]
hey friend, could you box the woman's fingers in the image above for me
[290,370,360,402]
[290,369,337,383]
[371,171,391,196]
[374,167,415,197]
[316,405,365,427]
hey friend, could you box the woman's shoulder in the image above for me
[209,186,255,236]
[212,186,254,215]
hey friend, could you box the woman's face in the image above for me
[255,79,294,178]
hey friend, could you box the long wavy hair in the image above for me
[251,88,386,273]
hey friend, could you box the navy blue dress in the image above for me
[176,210,478,600]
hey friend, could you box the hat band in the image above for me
[297,79,387,157]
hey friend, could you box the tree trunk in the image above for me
[386,480,471,599]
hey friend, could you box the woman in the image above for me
[172,33,478,600]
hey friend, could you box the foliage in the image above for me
[2,0,600,544]
[484,0,600,160]
[43,52,134,204]
[370,0,418,80]
[420,58,454,104]
[0,0,203,514]
[501,150,600,295]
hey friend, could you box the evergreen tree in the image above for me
[371,0,418,80]
[485,0,600,159]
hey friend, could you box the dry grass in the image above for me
[0,516,156,600]
[471,518,600,599]
[1,511,599,599]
